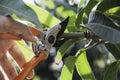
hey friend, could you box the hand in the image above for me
[0,15,37,80]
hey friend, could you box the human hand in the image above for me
[0,15,37,80]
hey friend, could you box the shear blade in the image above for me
[57,17,69,39]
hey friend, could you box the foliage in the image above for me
[1,0,120,80]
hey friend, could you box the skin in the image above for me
[0,15,37,80]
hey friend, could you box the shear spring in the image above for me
[32,40,45,57]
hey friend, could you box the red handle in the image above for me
[15,51,48,80]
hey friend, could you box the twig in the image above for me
[61,32,85,39]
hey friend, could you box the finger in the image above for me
[8,41,34,79]
[0,70,5,80]
[0,15,37,43]
[21,27,37,43]
[13,21,37,43]
[0,54,17,80]
[8,41,26,68]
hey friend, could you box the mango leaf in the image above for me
[75,10,85,28]
[76,50,95,80]
[97,0,120,12]
[103,60,120,80]
[84,23,120,44]
[75,0,99,28]
[60,56,77,80]
[83,11,120,43]
[24,2,60,28]
[105,43,120,59]
[88,11,120,31]
[56,39,76,63]
[0,0,41,27]
[16,41,34,61]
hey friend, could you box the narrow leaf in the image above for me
[56,39,77,63]
[108,15,120,26]
[105,43,120,59]
[97,0,120,12]
[60,56,77,80]
[103,60,120,80]
[77,0,89,12]
[76,50,95,80]
[75,0,99,28]
[0,0,41,27]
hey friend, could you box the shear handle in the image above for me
[15,50,48,80]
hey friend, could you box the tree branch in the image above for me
[61,32,85,39]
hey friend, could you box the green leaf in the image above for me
[0,0,41,27]
[84,23,120,43]
[97,0,120,12]
[88,11,120,31]
[75,0,99,28]
[77,0,90,12]
[16,41,34,61]
[108,15,120,26]
[60,56,77,80]
[24,3,60,28]
[66,15,77,32]
[56,39,76,63]
[75,10,85,28]
[84,11,120,43]
[103,60,120,80]
[76,50,95,80]
[105,43,120,59]
[107,7,120,17]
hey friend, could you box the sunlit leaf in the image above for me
[107,7,120,17]
[60,56,77,80]
[24,2,60,28]
[43,0,55,9]
[56,6,76,18]
[76,50,95,80]
[66,15,77,32]
[103,60,120,80]
[16,41,34,61]
[0,0,41,27]
[77,0,87,12]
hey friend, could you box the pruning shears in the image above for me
[0,17,69,80]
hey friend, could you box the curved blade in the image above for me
[57,17,69,39]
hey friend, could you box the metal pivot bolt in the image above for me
[48,35,55,44]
